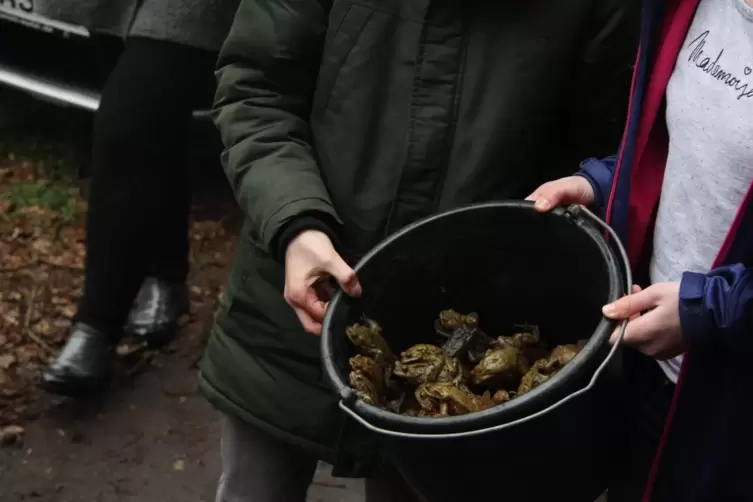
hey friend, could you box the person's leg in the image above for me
[215,414,319,502]
[607,349,675,502]
[141,40,216,284]
[80,37,216,334]
[41,38,216,395]
[116,38,218,343]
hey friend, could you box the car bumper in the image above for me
[0,9,211,120]
[0,62,210,120]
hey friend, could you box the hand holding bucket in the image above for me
[284,230,362,336]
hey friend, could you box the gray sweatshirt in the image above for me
[650,0,753,382]
[34,0,241,53]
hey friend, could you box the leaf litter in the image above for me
[0,159,239,440]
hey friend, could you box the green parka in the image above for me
[199,0,639,473]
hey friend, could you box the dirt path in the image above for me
[0,289,365,502]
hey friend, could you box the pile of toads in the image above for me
[346,310,586,418]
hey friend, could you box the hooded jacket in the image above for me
[200,0,640,473]
[578,0,753,499]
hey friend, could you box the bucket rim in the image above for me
[321,200,624,434]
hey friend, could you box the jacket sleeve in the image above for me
[212,0,340,253]
[575,155,618,213]
[679,264,753,349]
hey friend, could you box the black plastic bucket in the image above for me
[321,201,631,501]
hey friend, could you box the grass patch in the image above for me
[5,178,79,223]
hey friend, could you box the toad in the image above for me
[494,324,548,372]
[471,346,526,387]
[548,341,585,367]
[517,341,586,396]
[437,309,479,333]
[393,344,467,386]
[346,318,395,365]
[492,389,512,404]
[517,359,553,396]
[415,382,482,417]
[349,355,385,406]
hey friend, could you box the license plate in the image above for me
[0,0,89,37]
[0,0,34,16]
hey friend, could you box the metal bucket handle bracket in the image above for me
[338,204,633,439]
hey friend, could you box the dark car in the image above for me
[0,2,209,119]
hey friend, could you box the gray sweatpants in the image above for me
[215,414,422,502]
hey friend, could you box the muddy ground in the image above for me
[0,89,364,501]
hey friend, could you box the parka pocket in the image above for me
[312,2,375,115]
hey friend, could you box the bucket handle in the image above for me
[338,204,633,439]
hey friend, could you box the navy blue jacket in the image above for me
[577,0,753,499]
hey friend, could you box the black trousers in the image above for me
[608,349,676,502]
[76,37,217,337]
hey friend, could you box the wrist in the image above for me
[273,212,341,263]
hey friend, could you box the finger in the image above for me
[609,312,658,348]
[608,311,641,344]
[323,256,362,297]
[527,182,573,212]
[304,293,328,323]
[608,286,645,344]
[524,189,543,202]
[284,282,327,321]
[293,307,323,336]
[602,286,660,320]
[624,306,685,359]
[529,189,556,212]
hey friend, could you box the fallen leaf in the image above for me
[31,238,52,254]
[53,318,71,329]
[173,459,185,471]
[0,425,24,446]
[0,354,16,369]
[34,319,55,336]
[58,304,76,319]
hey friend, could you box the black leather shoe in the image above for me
[125,277,189,347]
[40,323,114,397]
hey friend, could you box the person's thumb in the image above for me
[527,176,594,212]
[323,255,362,297]
[530,185,563,212]
[528,180,570,211]
[602,286,657,320]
